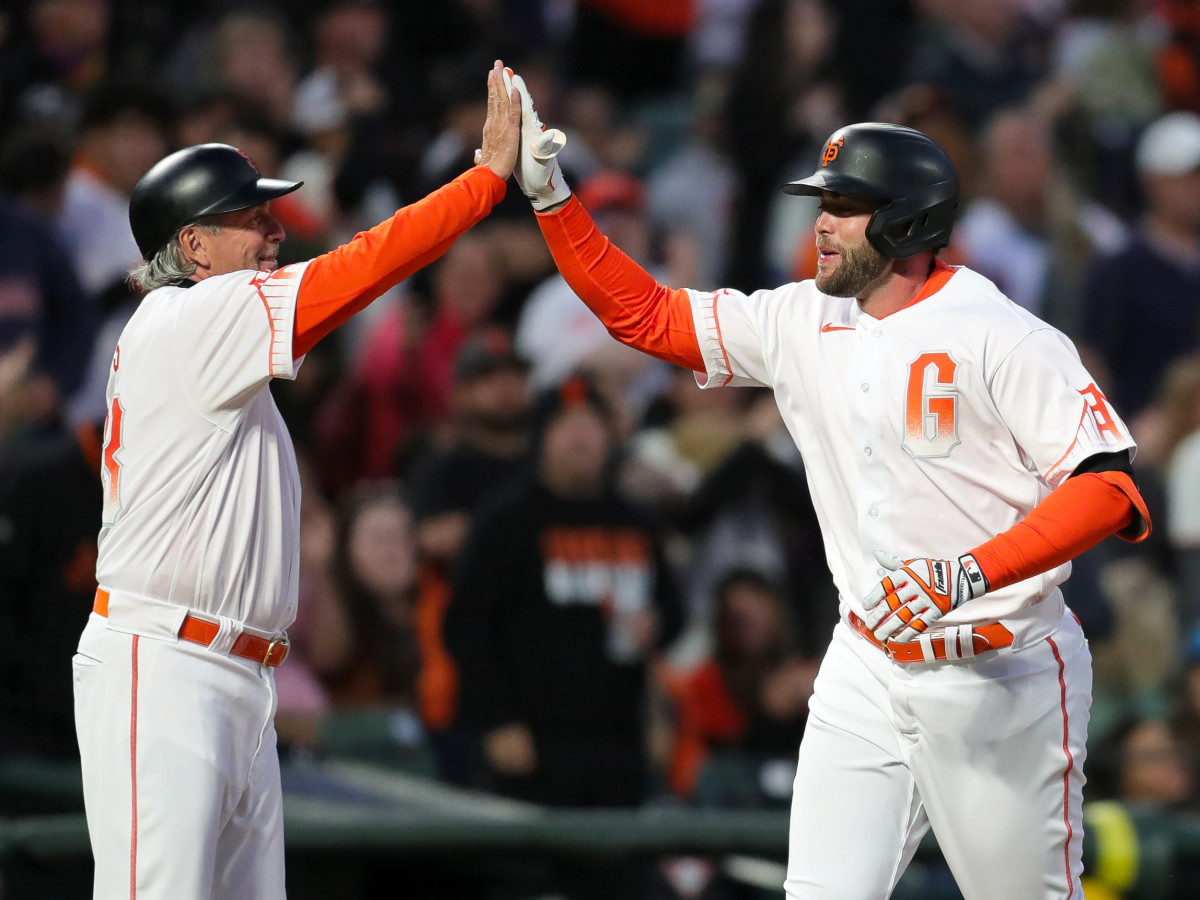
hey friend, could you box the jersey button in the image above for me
[864,447,872,457]
[872,328,883,337]
[869,508,879,519]
[860,383,869,392]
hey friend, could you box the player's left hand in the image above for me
[862,551,989,643]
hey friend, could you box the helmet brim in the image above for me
[782,172,891,200]
[195,176,303,220]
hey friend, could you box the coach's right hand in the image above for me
[477,60,522,181]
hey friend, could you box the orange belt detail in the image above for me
[93,589,290,667]
[848,611,1013,663]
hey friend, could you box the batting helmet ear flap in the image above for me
[864,188,959,259]
[784,122,960,259]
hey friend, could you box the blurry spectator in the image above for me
[445,376,684,807]
[57,83,170,428]
[210,11,300,136]
[1168,623,1200,796]
[666,568,820,807]
[1089,713,1195,808]
[955,106,1125,329]
[404,329,532,735]
[408,329,532,568]
[0,127,73,219]
[1078,111,1200,428]
[723,0,844,289]
[0,0,112,134]
[314,231,504,498]
[58,81,169,304]
[624,381,836,657]
[646,73,738,289]
[1052,0,1162,218]
[272,455,344,751]
[0,338,99,766]
[687,0,760,73]
[174,88,244,150]
[1163,357,1200,633]
[308,481,436,771]
[904,0,1052,130]
[955,109,1057,315]
[558,84,647,176]
[321,482,423,708]
[0,160,93,407]
[516,171,665,395]
[284,1,397,241]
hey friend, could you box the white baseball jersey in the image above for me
[96,262,310,633]
[686,263,1135,634]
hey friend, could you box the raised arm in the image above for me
[292,61,520,357]
[506,69,704,373]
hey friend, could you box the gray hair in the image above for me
[127,222,223,292]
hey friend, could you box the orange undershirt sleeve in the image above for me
[292,166,506,358]
[536,195,704,372]
[969,471,1152,593]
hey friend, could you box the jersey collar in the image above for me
[904,258,956,309]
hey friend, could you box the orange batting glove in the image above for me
[862,550,989,644]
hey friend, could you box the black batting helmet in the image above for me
[784,123,958,259]
[128,143,302,259]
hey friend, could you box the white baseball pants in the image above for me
[73,613,286,900]
[785,610,1090,900]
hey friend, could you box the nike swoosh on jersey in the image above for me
[820,323,855,332]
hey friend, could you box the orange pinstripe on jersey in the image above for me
[536,195,704,372]
[292,166,506,358]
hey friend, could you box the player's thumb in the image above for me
[875,550,903,571]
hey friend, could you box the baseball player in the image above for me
[505,69,1151,900]
[72,61,520,899]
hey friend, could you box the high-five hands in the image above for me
[862,551,989,644]
[476,60,522,181]
[501,67,571,211]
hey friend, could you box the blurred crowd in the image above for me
[3,0,1200,891]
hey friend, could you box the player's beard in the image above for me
[816,237,890,297]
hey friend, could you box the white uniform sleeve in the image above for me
[171,262,310,415]
[687,287,774,389]
[989,327,1136,488]
[1167,433,1200,546]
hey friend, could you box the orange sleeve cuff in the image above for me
[292,166,506,357]
[536,195,704,372]
[970,471,1152,593]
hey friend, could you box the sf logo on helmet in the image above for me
[822,136,845,167]
[234,148,262,175]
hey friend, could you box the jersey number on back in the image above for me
[101,396,125,524]
[903,352,959,459]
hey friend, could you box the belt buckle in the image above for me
[264,634,290,666]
